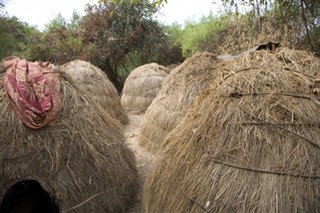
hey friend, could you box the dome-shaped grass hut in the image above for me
[138,52,219,153]
[0,57,139,213]
[60,60,129,125]
[142,48,320,212]
[120,63,169,115]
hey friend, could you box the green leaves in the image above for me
[0,16,37,59]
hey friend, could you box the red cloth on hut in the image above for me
[2,56,61,129]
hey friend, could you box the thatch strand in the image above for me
[121,63,169,115]
[60,60,129,125]
[0,69,139,213]
[61,191,108,212]
[142,48,320,213]
[138,52,219,153]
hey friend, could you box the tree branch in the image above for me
[300,0,314,51]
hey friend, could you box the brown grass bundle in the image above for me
[120,63,169,115]
[142,48,320,213]
[138,52,219,153]
[60,60,128,125]
[0,68,139,212]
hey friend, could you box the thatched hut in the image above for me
[138,52,219,153]
[142,48,320,212]
[120,63,169,115]
[60,60,129,125]
[0,59,139,213]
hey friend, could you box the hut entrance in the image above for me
[0,180,59,213]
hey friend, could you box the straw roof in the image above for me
[60,60,129,125]
[138,52,219,153]
[0,67,139,212]
[142,48,320,213]
[120,63,169,115]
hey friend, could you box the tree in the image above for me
[102,0,167,8]
[79,1,165,91]
[0,15,38,59]
[26,13,84,63]
[0,1,4,14]
[26,0,173,92]
[220,0,320,52]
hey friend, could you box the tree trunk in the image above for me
[103,58,123,94]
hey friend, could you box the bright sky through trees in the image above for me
[4,0,222,30]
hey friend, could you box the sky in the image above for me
[3,0,223,31]
[157,0,223,25]
[4,0,99,30]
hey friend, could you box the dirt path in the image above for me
[124,114,156,213]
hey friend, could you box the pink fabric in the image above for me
[2,56,61,129]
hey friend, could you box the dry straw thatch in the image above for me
[0,67,139,212]
[142,48,320,213]
[120,63,169,115]
[60,60,129,125]
[138,52,219,153]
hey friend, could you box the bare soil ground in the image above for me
[124,114,156,213]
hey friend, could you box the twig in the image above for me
[229,91,314,100]
[208,156,320,179]
[235,122,320,126]
[196,145,320,179]
[300,0,314,51]
[218,67,260,85]
[240,107,320,150]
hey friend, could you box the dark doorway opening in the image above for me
[0,180,59,213]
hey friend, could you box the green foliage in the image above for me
[163,23,184,63]
[79,1,163,90]
[23,0,176,91]
[165,22,182,45]
[25,13,84,63]
[180,14,230,56]
[0,14,38,59]
[100,0,167,10]
[171,0,320,56]
[117,21,184,79]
